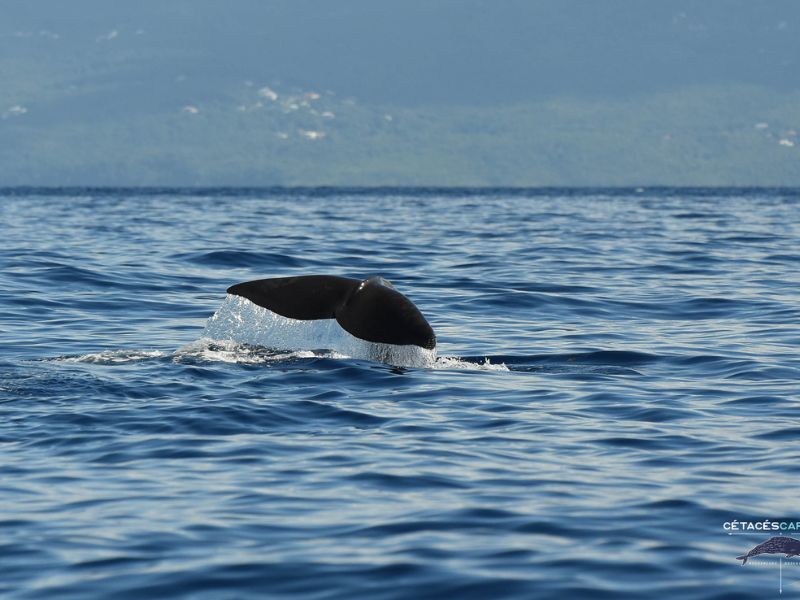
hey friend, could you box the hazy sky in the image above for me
[4,0,799,105]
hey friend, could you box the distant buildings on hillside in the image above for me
[2,105,27,119]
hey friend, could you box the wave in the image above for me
[38,298,670,373]
[47,349,169,364]
[174,338,339,365]
[40,340,509,371]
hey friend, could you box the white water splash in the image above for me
[51,349,168,364]
[200,295,438,368]
[435,355,510,371]
[173,338,337,365]
[45,297,503,370]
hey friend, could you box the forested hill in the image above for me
[2,2,799,186]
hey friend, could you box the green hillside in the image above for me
[2,50,799,186]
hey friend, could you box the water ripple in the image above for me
[2,189,800,599]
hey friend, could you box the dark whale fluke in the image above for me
[226,275,436,350]
[736,536,800,565]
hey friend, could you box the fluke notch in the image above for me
[227,275,436,350]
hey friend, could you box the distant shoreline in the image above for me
[2,186,800,196]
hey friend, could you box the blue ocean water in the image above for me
[2,188,800,599]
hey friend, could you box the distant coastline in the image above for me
[2,186,799,197]
[3,83,799,187]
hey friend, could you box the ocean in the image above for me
[2,188,799,598]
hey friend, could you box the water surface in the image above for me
[2,188,800,598]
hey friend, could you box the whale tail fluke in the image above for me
[227,275,356,321]
[736,554,748,565]
[227,275,436,350]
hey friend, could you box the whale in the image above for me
[736,536,800,565]
[226,275,436,350]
